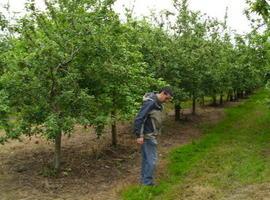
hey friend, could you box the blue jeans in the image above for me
[140,138,158,185]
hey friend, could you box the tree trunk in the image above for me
[243,91,246,97]
[212,95,217,106]
[234,90,238,101]
[230,94,234,101]
[111,110,117,147]
[201,96,205,107]
[220,94,223,105]
[241,91,244,98]
[227,90,233,101]
[237,91,242,99]
[54,132,62,171]
[192,96,196,115]
[175,103,181,121]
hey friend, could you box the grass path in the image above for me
[121,89,270,200]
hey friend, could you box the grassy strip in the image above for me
[121,89,270,200]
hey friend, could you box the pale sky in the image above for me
[1,0,252,34]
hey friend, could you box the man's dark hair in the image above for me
[159,87,173,97]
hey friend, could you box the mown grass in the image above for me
[121,89,270,200]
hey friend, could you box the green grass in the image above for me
[121,89,270,200]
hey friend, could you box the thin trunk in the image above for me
[220,94,223,105]
[50,65,62,172]
[192,96,196,115]
[241,91,245,98]
[111,110,117,147]
[246,90,251,96]
[237,91,242,99]
[54,132,62,171]
[201,96,205,107]
[227,90,234,101]
[212,95,217,106]
[230,94,234,101]
[175,103,181,121]
[234,89,238,101]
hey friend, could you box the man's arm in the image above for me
[133,100,154,138]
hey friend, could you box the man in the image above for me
[134,87,173,186]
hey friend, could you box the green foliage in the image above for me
[0,0,269,170]
[247,0,270,25]
[0,0,160,168]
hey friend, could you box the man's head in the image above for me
[157,87,173,103]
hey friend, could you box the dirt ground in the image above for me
[0,103,234,200]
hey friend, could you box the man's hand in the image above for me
[136,137,144,144]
